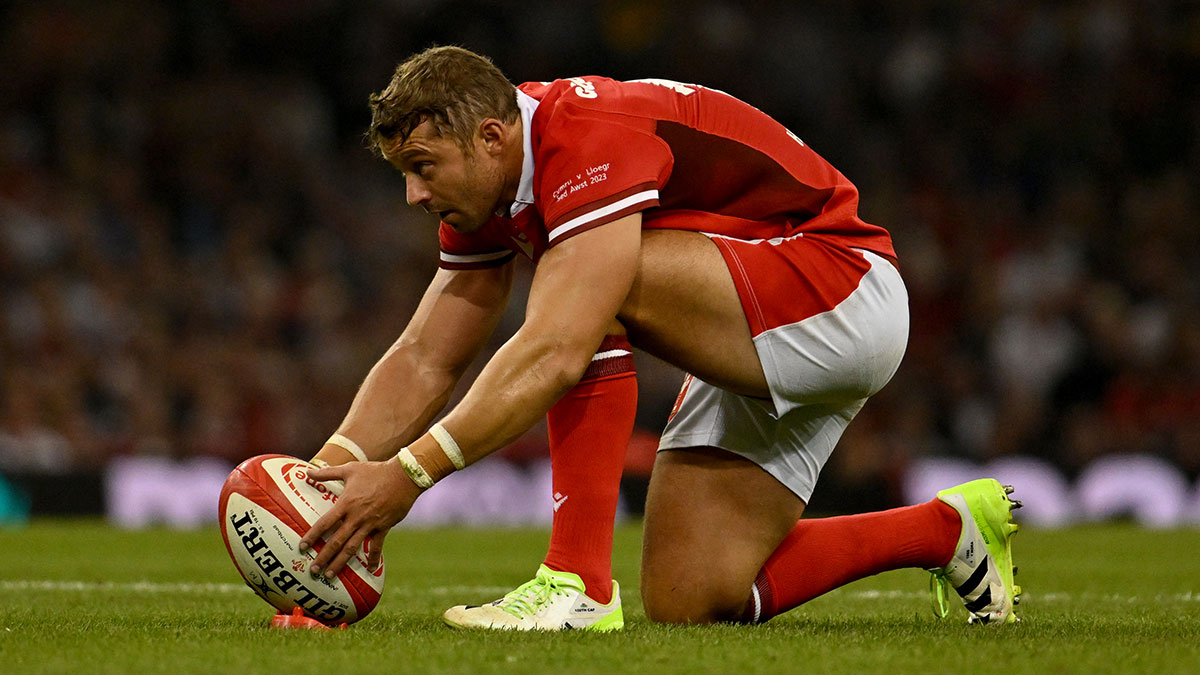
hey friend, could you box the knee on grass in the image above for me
[640,575,751,625]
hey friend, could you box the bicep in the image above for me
[524,213,642,351]
[395,264,514,374]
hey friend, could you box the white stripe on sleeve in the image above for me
[439,250,513,265]
[547,190,658,243]
[592,349,633,361]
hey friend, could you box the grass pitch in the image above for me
[3,520,1199,674]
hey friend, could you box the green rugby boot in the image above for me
[929,478,1023,624]
[443,565,623,631]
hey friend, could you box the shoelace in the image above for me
[498,571,570,619]
[929,572,952,619]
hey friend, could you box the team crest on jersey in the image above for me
[568,77,597,99]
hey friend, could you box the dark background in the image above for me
[2,1,1198,515]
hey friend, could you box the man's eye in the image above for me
[413,162,432,176]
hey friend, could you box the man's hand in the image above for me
[299,459,421,579]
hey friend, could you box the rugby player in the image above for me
[298,46,1021,629]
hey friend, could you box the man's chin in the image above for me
[443,213,485,233]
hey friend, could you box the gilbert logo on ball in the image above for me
[218,455,384,625]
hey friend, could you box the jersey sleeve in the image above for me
[534,106,674,246]
[437,221,516,270]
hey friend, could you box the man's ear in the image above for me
[477,118,508,155]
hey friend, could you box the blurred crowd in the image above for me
[1,1,1198,507]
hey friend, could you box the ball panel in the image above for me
[219,464,298,537]
[231,455,314,528]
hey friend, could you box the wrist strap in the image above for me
[326,433,369,463]
[429,423,466,470]
[396,447,435,489]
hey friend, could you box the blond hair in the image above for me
[367,46,519,156]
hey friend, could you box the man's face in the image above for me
[387,120,506,233]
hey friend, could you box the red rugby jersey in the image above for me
[437,77,893,270]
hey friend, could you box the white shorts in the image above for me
[658,246,909,502]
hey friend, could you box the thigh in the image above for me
[640,446,806,624]
[619,229,768,398]
[660,376,867,503]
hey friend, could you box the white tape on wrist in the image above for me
[396,447,435,489]
[326,433,369,463]
[429,423,466,470]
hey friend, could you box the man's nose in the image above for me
[406,176,432,208]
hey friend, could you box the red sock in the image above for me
[542,335,637,604]
[747,499,961,622]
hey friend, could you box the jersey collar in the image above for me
[508,88,539,217]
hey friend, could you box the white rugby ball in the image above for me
[219,454,384,625]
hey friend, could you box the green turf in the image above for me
[2,520,1198,674]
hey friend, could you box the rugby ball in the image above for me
[218,454,384,625]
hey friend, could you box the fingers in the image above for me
[319,529,370,579]
[298,503,344,555]
[295,459,406,578]
[306,518,383,579]
[303,516,349,577]
[297,462,359,570]
[366,531,386,571]
[301,497,377,578]
[306,465,348,482]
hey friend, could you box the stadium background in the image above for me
[1,1,1197,526]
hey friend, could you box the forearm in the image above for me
[403,328,593,480]
[311,266,513,466]
[387,215,642,488]
[313,341,462,465]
